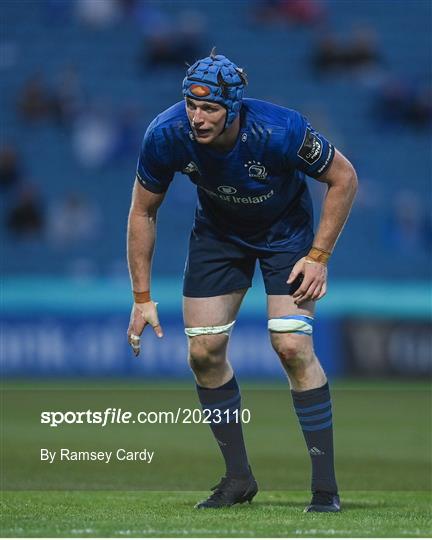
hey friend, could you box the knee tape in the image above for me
[268,315,314,335]
[184,320,236,337]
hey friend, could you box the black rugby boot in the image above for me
[195,473,258,509]
[304,491,341,512]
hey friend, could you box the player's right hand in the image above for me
[127,301,164,357]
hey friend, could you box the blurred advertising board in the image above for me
[0,314,342,378]
[343,319,432,376]
[2,278,429,379]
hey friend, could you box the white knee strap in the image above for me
[184,320,236,337]
[268,315,314,335]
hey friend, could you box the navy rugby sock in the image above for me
[196,375,250,478]
[291,382,338,494]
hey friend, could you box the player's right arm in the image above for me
[127,120,176,355]
[127,180,166,355]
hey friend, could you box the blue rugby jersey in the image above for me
[136,98,334,253]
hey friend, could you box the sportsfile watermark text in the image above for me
[41,408,252,427]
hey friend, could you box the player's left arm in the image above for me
[289,148,358,305]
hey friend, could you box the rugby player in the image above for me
[127,49,357,512]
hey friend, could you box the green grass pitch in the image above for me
[1,490,431,537]
[1,379,431,537]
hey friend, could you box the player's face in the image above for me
[185,98,226,143]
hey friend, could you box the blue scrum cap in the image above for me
[182,48,247,129]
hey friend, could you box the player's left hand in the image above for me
[287,257,327,305]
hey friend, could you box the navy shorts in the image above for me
[183,229,311,297]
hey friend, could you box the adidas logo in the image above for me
[309,446,325,456]
[182,161,199,175]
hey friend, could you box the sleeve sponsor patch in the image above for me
[316,144,335,176]
[297,127,323,165]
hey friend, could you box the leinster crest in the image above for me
[244,160,268,182]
